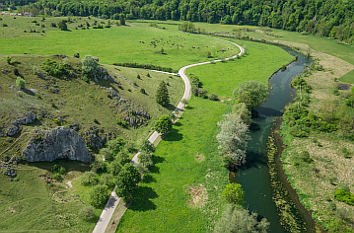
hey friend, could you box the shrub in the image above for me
[80,171,99,186]
[334,189,354,206]
[138,151,153,171]
[208,93,218,101]
[232,103,251,125]
[42,59,71,78]
[116,163,141,201]
[154,115,172,136]
[193,87,208,98]
[126,142,137,153]
[89,185,110,208]
[90,160,107,174]
[116,119,128,128]
[119,14,125,25]
[6,56,12,64]
[58,20,68,31]
[82,55,100,81]
[107,137,126,155]
[74,52,80,58]
[222,183,244,205]
[80,206,96,221]
[16,77,25,89]
[233,81,269,110]
[140,140,155,153]
[51,164,66,175]
[214,204,269,233]
[299,151,313,163]
[99,173,115,189]
[156,81,170,106]
[108,159,122,177]
[140,88,147,95]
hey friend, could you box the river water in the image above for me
[235,47,311,232]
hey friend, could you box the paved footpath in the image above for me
[92,39,245,233]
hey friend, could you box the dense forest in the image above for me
[1,0,353,43]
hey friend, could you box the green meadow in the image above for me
[116,39,292,233]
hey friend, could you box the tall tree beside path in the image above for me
[116,163,141,201]
[156,81,170,107]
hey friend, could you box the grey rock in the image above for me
[7,125,21,137]
[29,88,39,94]
[13,112,37,126]
[23,127,92,163]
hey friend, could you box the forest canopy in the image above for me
[3,0,354,44]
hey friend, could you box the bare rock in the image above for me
[6,125,21,137]
[23,127,92,163]
[13,112,37,126]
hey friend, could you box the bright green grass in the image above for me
[187,39,294,97]
[339,69,354,84]
[0,21,238,69]
[116,40,293,233]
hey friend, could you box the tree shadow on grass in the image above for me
[129,186,158,211]
[163,128,183,141]
[149,155,165,174]
[141,174,156,183]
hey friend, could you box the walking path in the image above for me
[92,39,245,233]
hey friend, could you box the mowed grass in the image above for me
[116,41,293,233]
[0,19,238,69]
[187,39,294,97]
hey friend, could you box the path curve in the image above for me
[93,39,245,233]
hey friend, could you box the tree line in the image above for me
[10,0,354,44]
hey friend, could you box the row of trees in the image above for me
[14,0,354,44]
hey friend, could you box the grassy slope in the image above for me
[0,54,183,232]
[0,17,238,69]
[116,40,292,233]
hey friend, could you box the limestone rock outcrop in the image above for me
[23,127,92,163]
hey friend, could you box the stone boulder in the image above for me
[23,127,92,163]
[6,125,21,137]
[13,112,37,126]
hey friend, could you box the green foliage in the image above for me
[89,184,110,208]
[16,76,25,89]
[119,14,125,26]
[214,204,269,233]
[116,119,129,128]
[6,56,12,64]
[178,22,198,33]
[140,140,155,153]
[334,189,354,206]
[138,151,153,172]
[42,58,71,78]
[154,115,172,136]
[231,102,251,125]
[99,173,115,189]
[79,206,96,221]
[155,81,170,106]
[50,164,66,181]
[208,93,218,101]
[193,87,208,98]
[107,137,126,155]
[221,183,244,205]
[80,171,99,186]
[116,163,141,201]
[233,81,269,110]
[113,63,177,73]
[57,20,68,31]
[81,55,100,81]
[90,160,107,173]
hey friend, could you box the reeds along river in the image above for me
[235,47,312,233]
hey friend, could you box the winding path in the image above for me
[92,39,245,233]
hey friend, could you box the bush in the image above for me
[89,185,110,208]
[74,52,80,58]
[16,77,25,89]
[82,55,100,81]
[112,63,177,73]
[222,183,245,205]
[116,119,128,128]
[154,115,172,136]
[80,171,99,186]
[107,137,126,155]
[58,20,68,31]
[138,151,153,171]
[99,173,115,189]
[208,93,218,101]
[100,147,114,161]
[140,140,155,153]
[156,81,170,106]
[214,204,269,233]
[233,81,269,110]
[193,87,208,98]
[116,163,141,201]
[80,206,96,221]
[6,56,12,64]
[232,103,251,125]
[51,164,66,175]
[299,151,313,163]
[42,59,71,78]
[334,189,354,206]
[90,160,107,174]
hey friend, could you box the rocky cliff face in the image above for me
[23,127,92,163]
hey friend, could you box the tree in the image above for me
[154,115,172,135]
[80,171,99,186]
[156,81,170,106]
[57,20,68,31]
[140,140,155,153]
[107,137,126,155]
[232,103,251,125]
[119,14,125,25]
[116,163,141,201]
[138,151,153,171]
[216,113,249,168]
[222,183,244,205]
[233,81,269,109]
[16,77,25,89]
[214,204,269,233]
[89,184,110,208]
[82,55,100,81]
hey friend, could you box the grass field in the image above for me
[116,40,292,233]
[0,17,238,69]
[187,39,294,97]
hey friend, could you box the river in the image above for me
[235,47,312,233]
